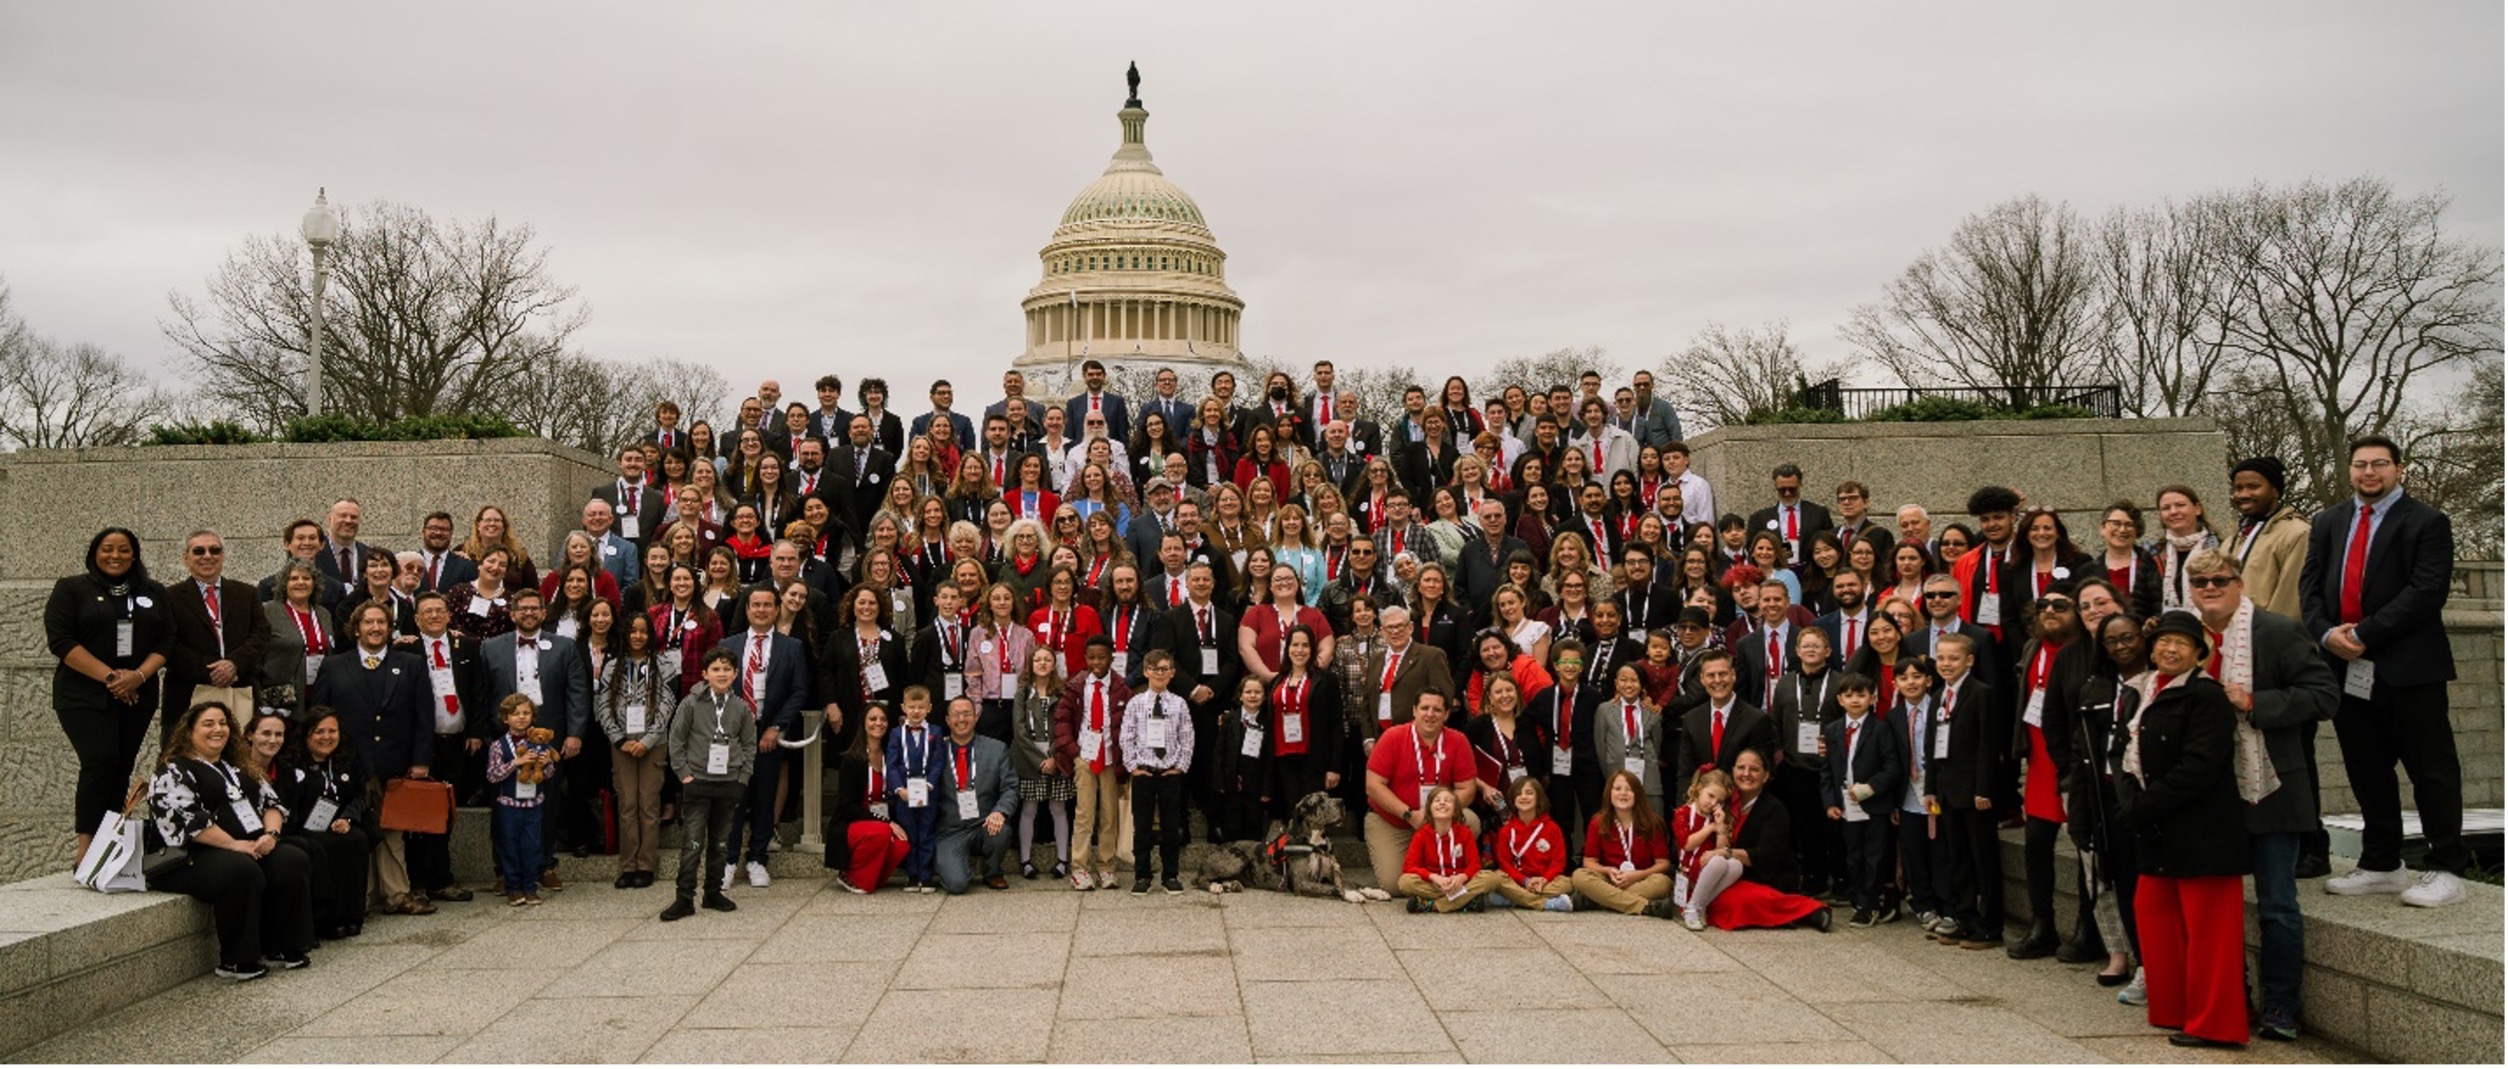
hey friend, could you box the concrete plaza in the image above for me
[11,869,2366,1064]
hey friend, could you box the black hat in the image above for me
[2149,610,2212,655]
[2231,456,2287,494]
[1675,606,1712,629]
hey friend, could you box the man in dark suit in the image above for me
[648,400,691,454]
[1568,483,1623,567]
[1613,545,1678,633]
[906,584,971,703]
[313,499,387,590]
[827,414,897,552]
[1063,359,1131,446]
[714,586,810,885]
[261,518,348,606]
[1454,500,1529,626]
[806,374,855,447]
[591,447,668,547]
[312,601,433,915]
[1362,606,1458,739]
[1335,391,1385,460]
[406,592,491,900]
[1814,571,1875,672]
[479,589,592,888]
[1732,577,1802,708]
[932,695,1021,893]
[2302,435,2466,907]
[163,529,271,733]
[1532,640,1602,844]
[1129,480,1185,568]
[1134,366,1196,444]
[910,379,977,455]
[1672,648,1775,804]
[1746,464,1835,568]
[413,512,476,594]
[1926,632,2007,949]
[1314,420,1369,492]
[1164,562,1240,839]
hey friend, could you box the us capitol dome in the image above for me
[1014,64,1250,391]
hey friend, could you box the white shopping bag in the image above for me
[73,810,149,894]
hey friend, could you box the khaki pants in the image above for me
[613,744,667,875]
[1489,873,1574,909]
[371,830,411,902]
[1364,811,1482,890]
[1397,870,1507,912]
[1073,764,1127,870]
[1570,868,1673,915]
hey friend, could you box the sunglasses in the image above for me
[2036,599,2075,612]
[1923,591,1959,600]
[187,546,224,556]
[2186,576,2237,589]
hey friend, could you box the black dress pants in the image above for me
[154,842,315,967]
[2334,683,2468,873]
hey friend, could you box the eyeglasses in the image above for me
[2349,459,2397,471]
[188,546,223,556]
[2186,575,2237,589]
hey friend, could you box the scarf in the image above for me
[2158,529,2211,610]
[2119,649,2276,806]
[2217,597,2281,805]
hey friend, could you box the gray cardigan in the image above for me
[668,687,758,785]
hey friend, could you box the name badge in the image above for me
[516,779,538,801]
[1844,797,1871,823]
[1618,860,1635,874]
[623,704,647,736]
[999,672,1019,697]
[1933,721,1951,760]
[1078,727,1105,762]
[1418,784,1436,811]
[1797,721,1821,756]
[1623,755,1648,777]
[944,675,964,699]
[2022,689,2045,729]
[1200,648,1220,676]
[1975,595,2001,627]
[2344,658,2375,700]
[467,599,490,618]
[619,514,640,540]
[1280,715,1303,745]
[1378,693,1394,722]
[659,647,684,680]
[892,589,911,614]
[1109,651,1128,677]
[906,777,931,808]
[1145,717,1172,750]
[115,619,135,658]
[229,796,263,836]
[303,797,338,832]
[705,741,730,776]
[955,789,979,820]
[863,662,890,693]
[1241,726,1265,758]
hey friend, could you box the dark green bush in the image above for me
[1742,406,1848,426]
[2018,404,2097,420]
[148,421,267,445]
[1860,396,2007,422]
[280,413,524,442]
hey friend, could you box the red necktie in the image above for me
[1622,702,1639,746]
[2340,504,2373,624]
[1844,721,1858,756]
[427,554,441,589]
[1711,708,1726,759]
[1196,607,1211,643]
[1381,650,1402,693]
[1785,506,1797,542]
[625,485,639,515]
[954,743,971,790]
[744,634,765,703]
[1168,578,1182,605]
[1591,439,1603,470]
[433,640,458,714]
[1555,686,1573,751]
[1845,618,1860,662]
[1088,680,1108,774]
[992,455,1005,483]
[1768,630,1782,682]
[204,583,220,620]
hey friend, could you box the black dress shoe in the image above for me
[2168,1032,2244,1049]
[660,897,695,922]
[2294,853,2331,880]
[2055,941,2103,964]
[614,874,634,889]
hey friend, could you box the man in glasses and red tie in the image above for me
[1747,464,1834,568]
[1567,396,1637,484]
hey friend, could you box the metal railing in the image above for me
[1793,380,2125,420]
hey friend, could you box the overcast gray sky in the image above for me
[1,1,2498,405]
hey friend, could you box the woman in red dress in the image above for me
[1702,748,1833,931]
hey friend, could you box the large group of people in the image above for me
[49,362,2465,1050]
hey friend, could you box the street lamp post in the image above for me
[299,188,342,417]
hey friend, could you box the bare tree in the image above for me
[1843,195,2106,404]
[1473,345,1619,405]
[162,200,586,431]
[2094,197,2247,417]
[0,279,170,449]
[1659,320,1851,429]
[503,352,730,458]
[2209,177,2502,507]
[2393,356,2502,555]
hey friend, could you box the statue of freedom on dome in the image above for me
[1126,62,1141,106]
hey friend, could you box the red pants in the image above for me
[2136,874,2248,1043]
[845,821,910,893]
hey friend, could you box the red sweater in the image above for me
[1403,823,1480,881]
[1584,813,1671,871]
[1493,815,1568,883]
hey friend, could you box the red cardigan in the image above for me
[1403,822,1481,880]
[1003,487,1060,524]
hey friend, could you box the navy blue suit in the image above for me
[714,628,810,865]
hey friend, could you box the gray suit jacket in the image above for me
[479,631,594,743]
[2242,607,2340,834]
[934,734,1020,831]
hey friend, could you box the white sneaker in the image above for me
[1071,868,1096,891]
[1682,906,1705,931]
[720,864,735,892]
[2324,866,2414,896]
[2117,967,2146,1006]
[746,862,771,888]
[2400,870,2466,908]
[834,874,866,895]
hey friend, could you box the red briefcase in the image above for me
[379,777,455,835]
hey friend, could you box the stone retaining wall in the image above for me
[0,439,610,883]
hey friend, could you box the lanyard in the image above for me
[1796,673,1830,718]
[1437,828,1462,872]
[1412,728,1444,786]
[1507,824,1537,870]
[1616,820,1636,866]
[709,692,729,735]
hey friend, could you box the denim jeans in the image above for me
[2251,831,2303,1018]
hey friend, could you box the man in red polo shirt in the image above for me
[1363,689,1480,890]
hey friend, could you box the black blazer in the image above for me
[45,572,172,714]
[1927,674,2005,807]
[1731,624,1804,709]
[1673,699,1775,801]
[826,445,898,547]
[1412,599,1472,681]
[1746,502,1836,552]
[1819,712,1907,819]
[1614,582,1678,634]
[309,646,432,781]
[2111,673,2251,878]
[163,577,272,698]
[1394,441,1456,502]
[1163,601,1241,708]
[817,625,906,750]
[592,481,671,547]
[1576,630,1643,694]
[1526,681,1599,785]
[1100,601,1170,689]
[2299,492,2455,687]
[1259,671,1346,770]
[1730,789,1801,893]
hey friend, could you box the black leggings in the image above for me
[2023,816,2092,937]
[152,843,315,967]
[58,700,156,836]
[286,828,373,926]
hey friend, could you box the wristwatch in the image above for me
[1401,808,1415,823]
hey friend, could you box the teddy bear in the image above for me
[516,727,557,784]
